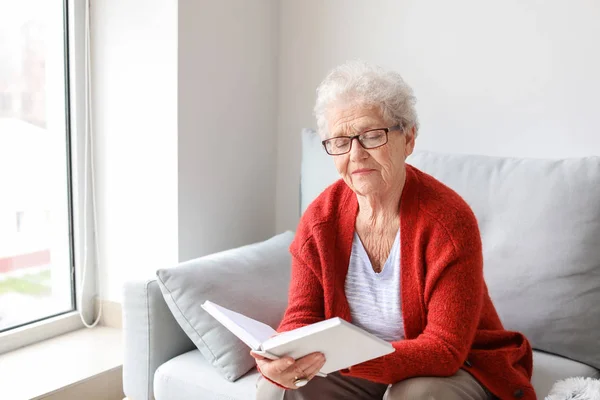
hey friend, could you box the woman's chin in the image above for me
[352,183,380,197]
[351,176,380,190]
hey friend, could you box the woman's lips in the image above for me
[352,168,375,175]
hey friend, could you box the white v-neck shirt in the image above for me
[344,229,405,342]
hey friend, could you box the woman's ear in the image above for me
[404,126,416,158]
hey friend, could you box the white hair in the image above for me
[314,60,419,139]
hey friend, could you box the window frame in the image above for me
[0,0,95,355]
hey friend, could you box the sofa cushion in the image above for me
[300,129,600,370]
[154,350,259,400]
[153,350,599,400]
[156,232,294,382]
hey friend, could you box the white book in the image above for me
[201,300,395,376]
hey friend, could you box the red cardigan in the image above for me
[277,165,535,400]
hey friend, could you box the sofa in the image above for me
[123,129,600,399]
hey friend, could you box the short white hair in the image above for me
[314,60,419,138]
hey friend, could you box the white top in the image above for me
[344,230,404,342]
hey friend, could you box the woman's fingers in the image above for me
[250,351,266,361]
[254,357,269,371]
[302,353,327,380]
[250,351,291,375]
[252,352,326,389]
[292,353,325,380]
[269,356,293,371]
[283,352,325,382]
[260,357,296,386]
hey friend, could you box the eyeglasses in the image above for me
[321,125,403,156]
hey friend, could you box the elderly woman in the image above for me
[252,61,535,400]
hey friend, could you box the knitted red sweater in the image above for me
[278,165,535,400]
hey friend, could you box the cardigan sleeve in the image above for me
[343,213,485,384]
[277,236,325,332]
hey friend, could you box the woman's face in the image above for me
[326,104,415,198]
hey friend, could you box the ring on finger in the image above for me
[293,376,309,387]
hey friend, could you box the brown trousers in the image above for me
[256,369,493,400]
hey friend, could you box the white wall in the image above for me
[178,0,279,262]
[93,0,279,302]
[276,0,600,232]
[91,0,600,300]
[92,0,179,302]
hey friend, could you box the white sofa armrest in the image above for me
[123,279,195,400]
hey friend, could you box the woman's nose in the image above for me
[349,137,368,160]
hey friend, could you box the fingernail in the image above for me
[286,360,293,365]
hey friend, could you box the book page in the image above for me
[201,301,277,350]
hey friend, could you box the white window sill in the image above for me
[0,326,123,400]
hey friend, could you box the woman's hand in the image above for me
[250,351,326,389]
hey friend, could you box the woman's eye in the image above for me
[364,131,383,140]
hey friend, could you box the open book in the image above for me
[201,300,395,376]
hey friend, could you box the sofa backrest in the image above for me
[300,128,600,370]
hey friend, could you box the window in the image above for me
[0,0,75,333]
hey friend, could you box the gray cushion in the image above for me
[154,350,258,400]
[532,350,600,398]
[156,232,294,382]
[407,151,600,370]
[300,129,600,370]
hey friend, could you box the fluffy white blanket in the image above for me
[545,377,600,400]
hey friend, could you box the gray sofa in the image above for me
[123,130,600,399]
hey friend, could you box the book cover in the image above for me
[201,300,395,375]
